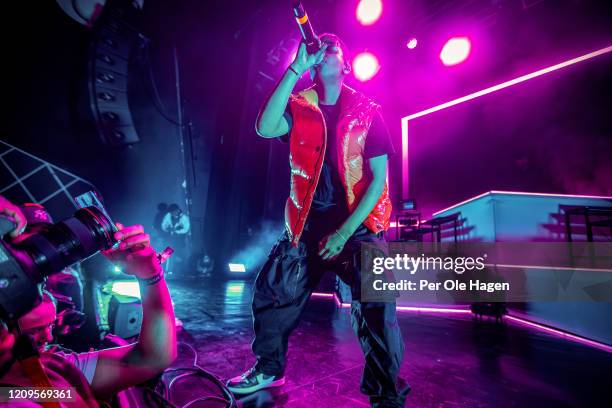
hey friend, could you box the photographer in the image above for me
[0,195,177,405]
[13,203,86,345]
[160,203,189,275]
[161,204,190,236]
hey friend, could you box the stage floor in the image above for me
[165,278,611,408]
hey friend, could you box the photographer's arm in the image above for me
[91,225,177,399]
[256,42,327,138]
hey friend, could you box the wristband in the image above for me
[288,65,300,76]
[138,271,164,286]
[335,230,349,242]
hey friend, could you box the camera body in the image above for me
[0,206,117,321]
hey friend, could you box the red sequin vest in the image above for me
[285,84,392,246]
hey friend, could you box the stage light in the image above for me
[113,266,122,274]
[228,263,247,273]
[226,281,245,295]
[440,37,471,66]
[356,0,382,26]
[407,38,418,49]
[353,52,380,81]
[111,280,141,299]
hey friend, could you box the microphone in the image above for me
[293,1,320,54]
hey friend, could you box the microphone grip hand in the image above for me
[290,42,328,76]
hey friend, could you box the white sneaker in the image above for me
[226,366,286,395]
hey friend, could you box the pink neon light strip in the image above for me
[311,292,334,298]
[487,190,612,199]
[430,191,492,215]
[433,190,612,216]
[328,292,472,314]
[401,117,409,200]
[401,44,612,200]
[404,45,612,122]
[313,293,612,353]
[505,314,612,354]
[396,305,471,313]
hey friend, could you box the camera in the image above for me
[0,206,117,321]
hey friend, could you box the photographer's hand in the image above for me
[103,223,161,279]
[0,195,27,237]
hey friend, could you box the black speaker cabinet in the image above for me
[88,0,142,146]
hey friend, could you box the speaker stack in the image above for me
[88,0,143,146]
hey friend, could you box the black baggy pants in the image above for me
[251,224,407,407]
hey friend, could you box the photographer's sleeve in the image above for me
[56,350,99,384]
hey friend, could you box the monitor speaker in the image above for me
[108,294,142,339]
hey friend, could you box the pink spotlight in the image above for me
[356,0,383,26]
[440,36,471,66]
[353,52,380,82]
[406,38,418,49]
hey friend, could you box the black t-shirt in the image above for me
[282,98,395,238]
[310,103,395,214]
[311,103,345,214]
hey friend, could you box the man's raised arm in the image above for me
[256,42,327,138]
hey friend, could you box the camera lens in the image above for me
[16,206,117,280]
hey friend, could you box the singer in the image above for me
[227,33,409,408]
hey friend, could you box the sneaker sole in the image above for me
[227,377,286,395]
